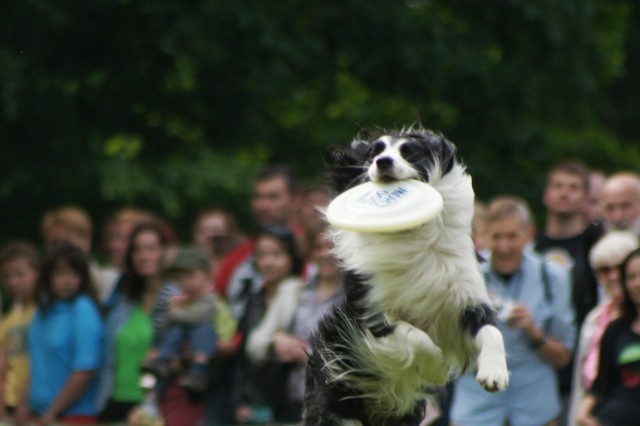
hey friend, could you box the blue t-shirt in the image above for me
[28,295,104,416]
[452,252,576,426]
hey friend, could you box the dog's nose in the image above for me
[375,157,393,171]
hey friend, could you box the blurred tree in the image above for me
[0,0,638,245]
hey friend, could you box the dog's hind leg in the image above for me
[460,304,509,392]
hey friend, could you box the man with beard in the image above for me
[600,172,640,236]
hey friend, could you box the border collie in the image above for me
[303,128,509,426]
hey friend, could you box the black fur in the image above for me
[304,271,422,426]
[304,128,499,426]
[460,304,497,337]
[325,129,457,194]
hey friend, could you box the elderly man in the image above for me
[451,196,575,426]
[600,172,640,235]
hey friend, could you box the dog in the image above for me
[303,128,509,426]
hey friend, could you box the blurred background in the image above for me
[1,0,639,244]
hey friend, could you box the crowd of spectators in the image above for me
[451,163,640,426]
[0,160,639,426]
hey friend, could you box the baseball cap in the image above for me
[166,246,211,272]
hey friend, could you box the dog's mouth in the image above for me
[371,170,418,183]
[368,155,420,183]
[375,174,399,183]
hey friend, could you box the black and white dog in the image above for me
[303,128,509,426]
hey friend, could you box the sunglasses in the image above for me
[596,264,621,275]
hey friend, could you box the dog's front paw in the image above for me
[476,348,509,392]
[475,358,509,392]
[474,324,509,392]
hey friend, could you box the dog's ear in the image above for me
[324,144,368,193]
[400,130,459,180]
[350,140,370,157]
[421,132,459,176]
[439,137,458,175]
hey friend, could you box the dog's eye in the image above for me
[370,141,386,157]
[400,141,422,162]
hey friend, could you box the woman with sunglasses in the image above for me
[577,245,640,425]
[568,231,638,426]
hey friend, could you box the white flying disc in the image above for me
[326,180,443,233]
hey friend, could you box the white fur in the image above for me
[330,155,509,400]
[475,325,509,391]
[318,319,445,419]
[368,137,420,181]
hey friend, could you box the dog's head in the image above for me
[327,128,459,193]
[327,128,476,287]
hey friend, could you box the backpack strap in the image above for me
[540,259,554,333]
[540,259,552,304]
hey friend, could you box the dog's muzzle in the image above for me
[375,157,394,172]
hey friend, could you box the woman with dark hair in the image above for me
[96,221,180,423]
[271,226,344,422]
[578,247,640,426]
[232,225,305,425]
[245,225,305,362]
[16,241,104,425]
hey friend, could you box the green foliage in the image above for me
[1,0,639,244]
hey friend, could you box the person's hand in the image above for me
[144,349,159,364]
[128,405,164,426]
[168,293,189,309]
[273,332,308,363]
[506,304,538,336]
[577,414,601,426]
[577,395,601,426]
[216,339,238,358]
[235,405,253,424]
[128,406,141,425]
[14,403,31,426]
[36,410,56,426]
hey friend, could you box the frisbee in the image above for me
[326,179,443,233]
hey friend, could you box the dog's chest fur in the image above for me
[331,165,489,368]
